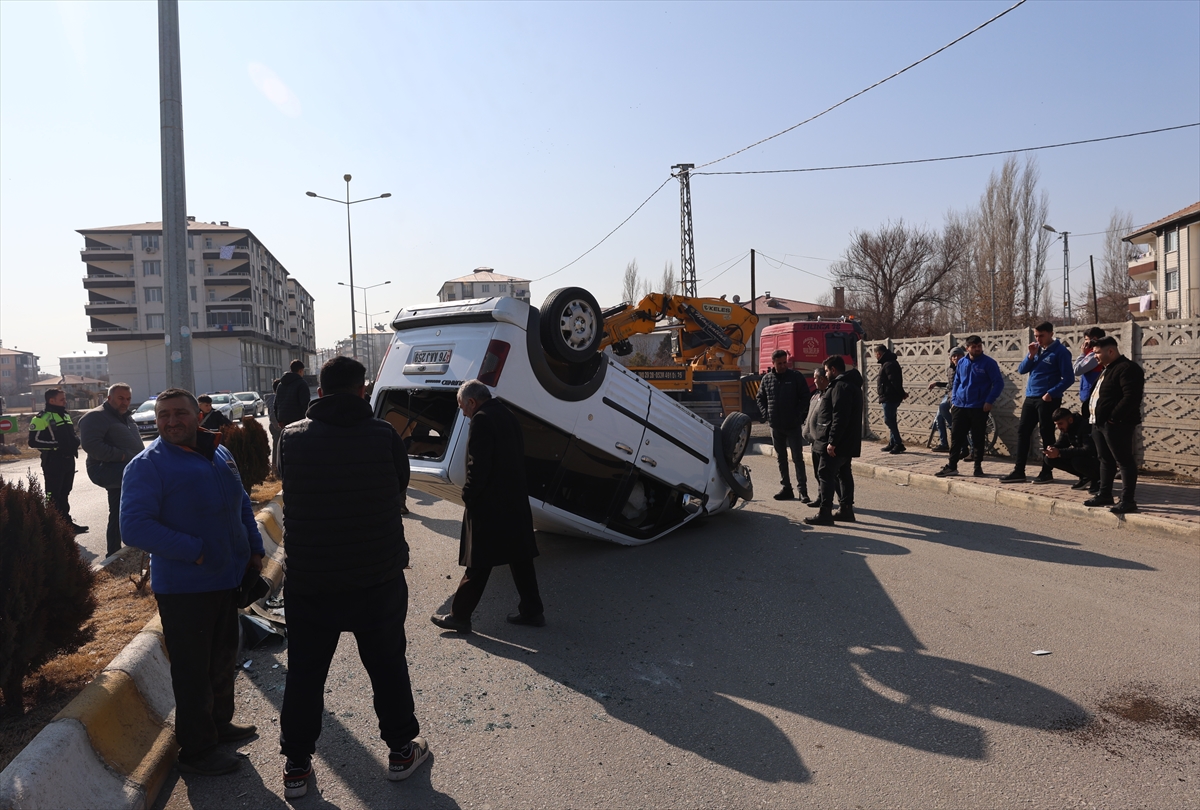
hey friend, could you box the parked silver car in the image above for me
[234,391,267,417]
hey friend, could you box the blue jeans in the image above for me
[935,397,951,446]
[882,402,902,448]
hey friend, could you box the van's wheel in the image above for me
[541,287,603,365]
[720,412,753,467]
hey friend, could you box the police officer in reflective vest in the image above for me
[29,387,87,533]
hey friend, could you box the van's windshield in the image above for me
[375,388,460,461]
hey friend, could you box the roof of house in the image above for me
[78,220,245,234]
[30,375,107,388]
[746,294,836,315]
[0,347,37,357]
[444,267,531,284]
[1125,201,1200,240]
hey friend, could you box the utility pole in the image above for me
[750,249,757,371]
[158,0,194,391]
[671,164,697,296]
[1089,255,1100,323]
[1062,231,1071,325]
[989,262,996,331]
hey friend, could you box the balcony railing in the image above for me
[86,299,136,306]
[87,326,136,333]
[81,245,129,253]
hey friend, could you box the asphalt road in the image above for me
[0,415,273,566]
[152,453,1198,809]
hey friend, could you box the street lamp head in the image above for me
[305,191,317,197]
[380,193,392,198]
[344,174,352,182]
[1043,224,1057,233]
[383,280,392,285]
[337,282,347,287]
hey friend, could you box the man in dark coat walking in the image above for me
[1083,336,1145,515]
[79,383,144,555]
[805,356,863,526]
[432,379,543,634]
[873,345,908,454]
[755,349,811,502]
[277,356,428,796]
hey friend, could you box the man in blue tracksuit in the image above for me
[1002,321,1074,484]
[936,335,1005,478]
[121,388,265,777]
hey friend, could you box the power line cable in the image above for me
[697,251,750,289]
[694,123,1200,176]
[696,0,1029,170]
[534,176,674,283]
[753,251,831,281]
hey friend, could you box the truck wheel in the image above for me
[541,287,603,365]
[720,412,753,467]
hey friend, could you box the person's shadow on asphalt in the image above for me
[461,505,1093,784]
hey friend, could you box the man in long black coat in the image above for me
[805,355,864,526]
[432,379,543,634]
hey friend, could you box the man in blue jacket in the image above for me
[936,335,1005,478]
[121,388,265,777]
[1002,321,1074,484]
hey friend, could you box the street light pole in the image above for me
[339,280,390,375]
[307,178,392,361]
[1044,224,1070,325]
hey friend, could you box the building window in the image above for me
[447,294,456,301]
[205,237,213,249]
[141,235,160,250]
[146,314,164,330]
[144,286,163,303]
[481,284,490,293]
[1166,270,1180,291]
[190,286,197,302]
[1,370,10,378]
[1165,229,1179,253]
[191,312,199,328]
[188,259,195,275]
[143,261,162,276]
[207,264,215,275]
[769,316,789,325]
[209,290,217,301]
[187,234,193,249]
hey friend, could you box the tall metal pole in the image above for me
[1062,231,1071,326]
[990,262,996,331]
[344,175,358,361]
[158,0,194,391]
[750,249,757,372]
[672,163,696,297]
[1089,255,1100,323]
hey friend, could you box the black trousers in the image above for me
[816,452,853,513]
[40,453,75,522]
[947,407,988,469]
[280,576,420,761]
[155,589,239,760]
[772,427,806,492]
[1046,448,1099,483]
[106,486,123,556]
[1094,422,1138,504]
[452,559,543,619]
[1014,396,1061,474]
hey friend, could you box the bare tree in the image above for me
[970,155,1052,329]
[829,217,970,339]
[1096,209,1145,323]
[660,261,678,297]
[621,259,641,304]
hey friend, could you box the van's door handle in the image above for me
[615,442,633,455]
[640,455,657,467]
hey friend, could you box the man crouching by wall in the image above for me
[120,388,265,776]
[276,356,428,798]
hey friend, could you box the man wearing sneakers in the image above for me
[1043,408,1099,493]
[1083,336,1145,515]
[1002,322,1074,484]
[936,336,1004,479]
[927,347,965,453]
[756,349,812,501]
[805,355,863,526]
[873,344,908,454]
[277,357,429,796]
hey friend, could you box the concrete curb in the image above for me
[746,441,1197,542]
[0,494,288,810]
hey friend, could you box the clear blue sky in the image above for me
[2,0,1197,373]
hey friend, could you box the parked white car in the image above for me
[371,288,753,545]
[205,393,245,421]
[132,397,158,437]
[234,391,267,417]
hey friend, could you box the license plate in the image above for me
[413,349,451,364]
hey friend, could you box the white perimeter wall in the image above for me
[104,338,246,401]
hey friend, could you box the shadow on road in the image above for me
[462,505,1090,784]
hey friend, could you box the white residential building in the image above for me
[58,351,109,381]
[79,218,316,396]
[437,267,531,303]
[1124,201,1200,320]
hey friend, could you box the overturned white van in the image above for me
[371,287,754,545]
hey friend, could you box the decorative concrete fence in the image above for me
[859,318,1200,479]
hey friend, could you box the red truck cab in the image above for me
[757,320,862,377]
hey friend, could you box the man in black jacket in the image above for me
[1083,336,1145,515]
[272,360,310,427]
[79,383,144,555]
[806,356,864,526]
[755,349,812,502]
[874,345,908,454]
[1042,408,1099,493]
[277,356,428,796]
[432,379,543,634]
[29,387,86,533]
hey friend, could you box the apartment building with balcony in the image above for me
[0,346,39,399]
[79,218,317,396]
[437,267,531,303]
[1123,201,1200,320]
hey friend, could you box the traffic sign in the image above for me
[0,417,17,434]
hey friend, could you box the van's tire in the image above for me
[720,412,753,467]
[541,287,603,365]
